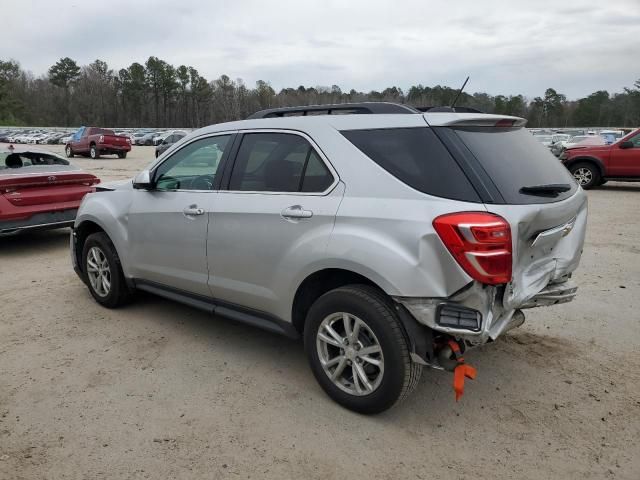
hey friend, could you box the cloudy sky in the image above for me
[3,0,639,99]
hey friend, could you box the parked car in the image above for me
[598,130,624,145]
[65,127,131,159]
[549,134,571,156]
[0,146,100,236]
[560,128,640,188]
[155,131,187,157]
[534,134,554,147]
[71,103,587,413]
[136,131,161,146]
[152,132,169,146]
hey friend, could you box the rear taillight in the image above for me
[433,212,512,285]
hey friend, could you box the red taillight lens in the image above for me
[433,212,512,285]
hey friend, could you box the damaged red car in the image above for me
[0,145,100,236]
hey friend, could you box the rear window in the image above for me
[341,127,481,202]
[446,127,577,204]
[1,151,70,170]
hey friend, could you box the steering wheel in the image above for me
[191,174,215,190]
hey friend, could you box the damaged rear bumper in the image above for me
[394,277,578,347]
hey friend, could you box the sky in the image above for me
[2,0,639,100]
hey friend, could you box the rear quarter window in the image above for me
[341,127,481,202]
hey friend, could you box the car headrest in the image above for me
[5,153,23,168]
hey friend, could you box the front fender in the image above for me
[75,190,133,276]
[564,156,606,176]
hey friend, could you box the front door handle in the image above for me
[281,205,313,219]
[183,204,205,216]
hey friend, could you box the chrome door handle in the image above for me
[281,205,313,219]
[183,205,205,216]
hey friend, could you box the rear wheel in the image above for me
[65,145,74,158]
[82,232,133,308]
[304,285,421,414]
[570,162,600,189]
[90,144,100,159]
[117,151,127,159]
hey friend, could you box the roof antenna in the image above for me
[450,76,470,110]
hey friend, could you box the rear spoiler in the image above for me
[424,112,527,128]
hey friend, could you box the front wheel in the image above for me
[90,145,100,159]
[117,151,127,159]
[82,232,133,308]
[65,145,74,158]
[570,162,600,189]
[304,285,422,414]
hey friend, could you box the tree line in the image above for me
[1,57,639,129]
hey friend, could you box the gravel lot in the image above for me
[1,145,639,479]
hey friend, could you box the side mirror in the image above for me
[619,141,634,149]
[133,170,154,190]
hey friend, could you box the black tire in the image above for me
[90,144,100,159]
[82,232,133,308]
[304,284,422,414]
[598,179,608,186]
[117,151,127,159]
[65,145,74,158]
[569,162,600,189]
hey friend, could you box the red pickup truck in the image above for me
[65,127,131,159]
[561,128,640,188]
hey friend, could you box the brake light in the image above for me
[494,119,516,127]
[433,212,512,285]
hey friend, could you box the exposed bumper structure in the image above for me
[395,278,578,346]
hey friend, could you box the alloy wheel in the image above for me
[316,312,384,396]
[573,167,593,186]
[86,246,111,297]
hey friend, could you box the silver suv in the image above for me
[71,103,587,413]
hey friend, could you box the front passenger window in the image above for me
[154,135,230,191]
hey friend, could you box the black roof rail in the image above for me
[417,106,485,113]
[247,102,420,119]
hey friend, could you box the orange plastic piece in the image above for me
[453,364,477,401]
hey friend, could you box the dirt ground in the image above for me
[1,145,639,480]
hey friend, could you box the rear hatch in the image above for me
[0,165,99,208]
[427,115,587,308]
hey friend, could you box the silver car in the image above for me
[71,103,587,413]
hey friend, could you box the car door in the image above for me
[207,130,343,318]
[608,131,640,176]
[128,133,234,296]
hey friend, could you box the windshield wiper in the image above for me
[519,183,572,196]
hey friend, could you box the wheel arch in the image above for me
[74,220,106,274]
[291,267,389,335]
[566,156,606,177]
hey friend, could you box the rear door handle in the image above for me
[281,205,313,219]
[183,205,205,216]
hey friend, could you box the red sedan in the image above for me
[0,145,100,236]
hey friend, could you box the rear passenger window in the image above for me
[229,133,334,192]
[341,127,480,202]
